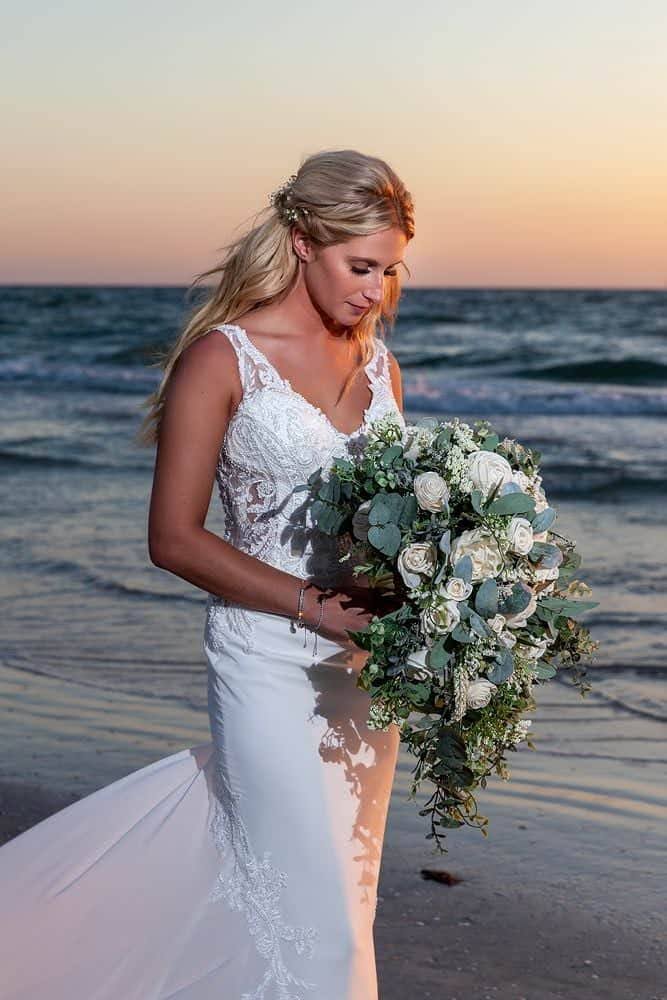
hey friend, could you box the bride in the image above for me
[0,148,415,1000]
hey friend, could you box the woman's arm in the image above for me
[146,330,380,640]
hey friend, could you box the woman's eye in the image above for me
[351,267,398,276]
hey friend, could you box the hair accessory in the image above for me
[269,173,310,226]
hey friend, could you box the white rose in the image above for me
[516,636,550,660]
[420,599,460,636]
[351,500,371,542]
[466,678,497,710]
[413,471,449,513]
[507,516,534,556]
[467,451,513,500]
[438,576,473,602]
[397,542,438,589]
[504,590,538,629]
[499,630,517,649]
[488,614,506,634]
[450,528,503,583]
[404,646,435,681]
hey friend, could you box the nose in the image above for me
[363,275,384,304]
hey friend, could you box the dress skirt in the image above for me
[0,605,400,1000]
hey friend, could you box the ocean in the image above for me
[1,285,665,723]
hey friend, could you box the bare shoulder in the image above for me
[176,327,237,372]
[170,328,242,402]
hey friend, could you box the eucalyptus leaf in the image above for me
[487,646,515,684]
[528,541,563,568]
[453,554,473,585]
[533,661,557,679]
[451,624,475,644]
[474,578,499,618]
[427,639,451,669]
[398,494,419,528]
[470,489,485,514]
[367,523,402,557]
[380,445,404,468]
[368,497,392,525]
[315,505,347,534]
[469,610,493,638]
[487,492,536,516]
[438,529,451,556]
[481,433,499,451]
[318,476,341,504]
[531,507,556,533]
[498,581,533,616]
[539,597,599,615]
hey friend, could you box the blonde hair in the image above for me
[137,148,415,445]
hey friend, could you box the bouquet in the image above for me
[304,415,599,851]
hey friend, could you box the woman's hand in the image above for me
[303,582,402,647]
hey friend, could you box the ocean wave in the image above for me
[0,357,157,393]
[404,379,667,416]
[0,448,149,472]
[25,556,200,605]
[512,358,667,385]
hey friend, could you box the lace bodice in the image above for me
[205,323,405,653]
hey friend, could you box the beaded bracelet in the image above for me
[290,580,307,636]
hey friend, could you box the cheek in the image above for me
[319,260,355,299]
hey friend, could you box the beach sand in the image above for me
[0,662,664,999]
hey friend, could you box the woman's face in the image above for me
[294,226,408,328]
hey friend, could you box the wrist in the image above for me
[301,581,325,628]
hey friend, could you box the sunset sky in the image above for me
[2,1,666,287]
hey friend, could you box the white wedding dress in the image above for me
[0,323,406,1000]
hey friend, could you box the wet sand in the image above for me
[0,663,665,999]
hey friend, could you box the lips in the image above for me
[348,302,367,312]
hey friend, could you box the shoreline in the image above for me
[1,662,665,998]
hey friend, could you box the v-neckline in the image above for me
[226,323,378,439]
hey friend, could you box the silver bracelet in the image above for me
[311,595,327,657]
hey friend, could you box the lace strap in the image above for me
[210,324,283,395]
[366,336,391,385]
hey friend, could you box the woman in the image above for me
[0,148,415,999]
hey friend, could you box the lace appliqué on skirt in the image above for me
[205,595,256,656]
[207,762,319,1000]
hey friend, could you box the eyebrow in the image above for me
[348,256,405,267]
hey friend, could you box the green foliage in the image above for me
[475,578,499,618]
[498,582,533,616]
[488,646,515,684]
[297,413,599,851]
[487,492,536,517]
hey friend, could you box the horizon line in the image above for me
[1,282,665,292]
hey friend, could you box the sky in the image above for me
[2,0,666,287]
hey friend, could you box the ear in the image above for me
[291,228,313,262]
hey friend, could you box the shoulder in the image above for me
[169,326,243,404]
[176,326,240,374]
